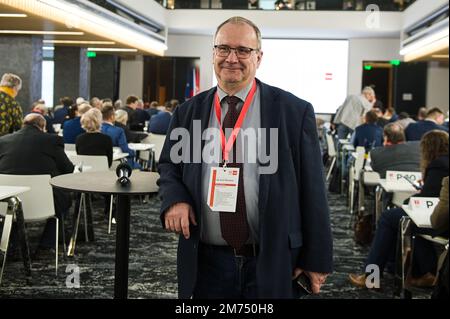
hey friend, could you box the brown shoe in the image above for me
[409,273,436,287]
[349,273,367,288]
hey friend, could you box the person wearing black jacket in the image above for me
[114,109,147,143]
[76,108,113,167]
[349,130,449,288]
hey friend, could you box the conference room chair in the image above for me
[0,174,61,277]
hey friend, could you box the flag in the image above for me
[185,66,200,100]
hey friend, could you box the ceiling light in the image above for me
[0,13,27,17]
[431,54,449,58]
[43,46,55,50]
[44,40,116,45]
[87,47,138,52]
[0,30,84,35]
[0,0,167,55]
[402,36,448,62]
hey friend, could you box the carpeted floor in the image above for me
[0,190,432,299]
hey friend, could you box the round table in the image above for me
[51,171,159,299]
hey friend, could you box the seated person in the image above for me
[53,96,73,125]
[349,130,449,288]
[114,109,147,143]
[0,113,74,256]
[405,107,449,141]
[63,103,92,144]
[101,104,141,169]
[76,108,113,167]
[395,112,415,130]
[383,107,399,123]
[370,123,420,178]
[134,99,150,131]
[352,110,383,151]
[30,101,55,134]
[147,99,177,134]
[430,176,449,299]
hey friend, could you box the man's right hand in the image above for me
[164,202,197,239]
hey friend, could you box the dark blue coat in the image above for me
[148,111,172,134]
[157,79,333,298]
[63,117,84,144]
[405,120,449,141]
[353,123,383,150]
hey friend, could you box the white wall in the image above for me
[427,62,449,114]
[167,34,403,103]
[347,38,401,95]
[166,34,213,93]
[119,56,144,102]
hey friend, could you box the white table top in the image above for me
[379,179,418,193]
[127,143,155,151]
[402,205,432,228]
[0,186,30,200]
[65,150,129,162]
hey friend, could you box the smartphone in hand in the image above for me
[296,272,313,295]
[403,176,422,190]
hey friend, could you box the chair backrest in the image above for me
[353,146,366,181]
[325,132,336,157]
[68,154,109,172]
[140,133,166,163]
[0,174,55,221]
[64,143,76,151]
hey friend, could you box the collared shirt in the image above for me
[200,81,261,245]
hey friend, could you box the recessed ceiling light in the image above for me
[43,46,55,50]
[44,40,116,45]
[0,13,27,17]
[87,47,138,52]
[0,30,84,35]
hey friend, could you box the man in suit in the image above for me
[370,123,420,178]
[352,110,383,151]
[158,16,332,299]
[147,100,177,135]
[0,113,74,254]
[405,107,448,141]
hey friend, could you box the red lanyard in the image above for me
[214,80,257,164]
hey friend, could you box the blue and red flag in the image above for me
[185,66,200,100]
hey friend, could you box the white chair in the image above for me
[325,132,337,181]
[139,133,166,170]
[64,144,76,151]
[0,174,60,275]
[66,155,115,256]
[348,146,365,215]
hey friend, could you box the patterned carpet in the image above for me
[0,190,432,299]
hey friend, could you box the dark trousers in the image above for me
[365,207,437,277]
[193,243,308,299]
[193,243,258,299]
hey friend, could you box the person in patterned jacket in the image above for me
[0,73,23,136]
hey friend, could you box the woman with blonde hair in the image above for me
[75,108,113,167]
[349,130,448,288]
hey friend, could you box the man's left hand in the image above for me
[292,268,328,294]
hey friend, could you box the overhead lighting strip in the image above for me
[0,30,84,35]
[44,39,116,45]
[0,0,167,56]
[0,13,28,17]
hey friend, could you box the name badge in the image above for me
[207,167,240,212]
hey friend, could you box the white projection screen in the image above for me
[257,39,349,114]
[213,39,349,114]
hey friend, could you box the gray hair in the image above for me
[362,86,375,95]
[0,73,22,90]
[115,109,128,125]
[23,113,46,130]
[80,108,102,132]
[78,103,92,115]
[214,16,262,50]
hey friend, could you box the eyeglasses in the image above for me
[214,45,258,59]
